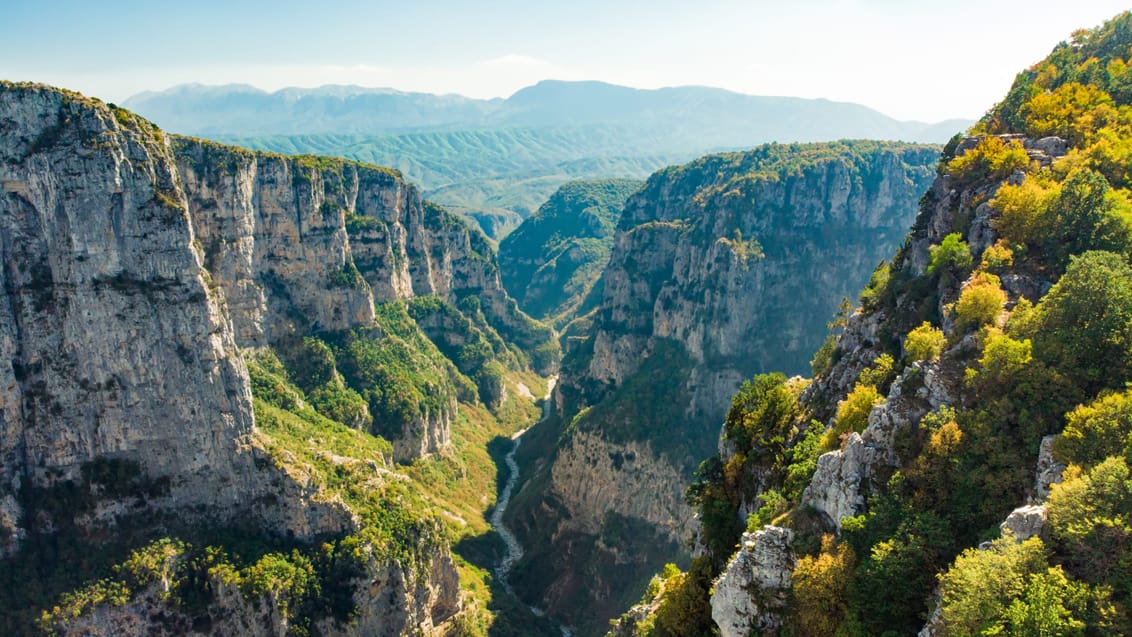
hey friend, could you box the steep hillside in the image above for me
[0,82,558,636]
[498,179,642,326]
[629,11,1132,637]
[503,141,938,635]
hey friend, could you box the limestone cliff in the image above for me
[507,141,938,634]
[0,83,262,551]
[173,136,557,460]
[0,82,492,635]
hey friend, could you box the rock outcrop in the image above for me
[801,432,882,531]
[1000,504,1047,542]
[1034,435,1067,501]
[802,358,960,530]
[49,543,459,637]
[710,526,795,636]
[546,430,692,543]
[172,137,556,459]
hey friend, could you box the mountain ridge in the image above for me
[123,79,973,139]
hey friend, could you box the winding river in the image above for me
[490,377,573,636]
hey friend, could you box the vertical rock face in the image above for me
[0,84,259,551]
[0,82,484,634]
[172,138,552,373]
[170,131,555,462]
[510,142,938,633]
[583,144,938,407]
[710,526,795,637]
[175,142,378,345]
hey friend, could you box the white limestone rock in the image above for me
[1001,504,1047,542]
[710,526,795,637]
[801,433,883,531]
[1034,435,1067,501]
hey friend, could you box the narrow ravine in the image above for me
[489,427,527,588]
[491,376,573,636]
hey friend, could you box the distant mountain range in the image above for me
[124,80,971,141]
[124,81,973,239]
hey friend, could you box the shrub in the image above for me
[308,381,372,429]
[992,177,1060,247]
[1055,390,1132,468]
[1047,457,1132,573]
[1046,168,1132,269]
[859,260,892,310]
[1022,81,1116,145]
[649,558,717,637]
[954,273,1007,332]
[284,337,337,393]
[936,535,1106,636]
[905,322,946,361]
[822,383,883,451]
[1029,250,1132,395]
[790,535,856,637]
[927,233,973,282]
[858,353,896,391]
[810,333,837,377]
[946,136,1031,184]
[980,240,1014,272]
[967,328,1033,386]
[722,372,798,463]
[746,489,788,531]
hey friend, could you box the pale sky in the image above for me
[3,1,1130,122]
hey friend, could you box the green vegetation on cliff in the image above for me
[0,83,562,636]
[507,138,938,635]
[658,11,1132,637]
[498,179,642,327]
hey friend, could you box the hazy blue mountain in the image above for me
[125,80,969,143]
[123,83,499,135]
[126,80,972,238]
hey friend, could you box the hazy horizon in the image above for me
[4,1,1130,122]
[123,79,977,125]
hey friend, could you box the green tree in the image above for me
[1055,390,1132,468]
[1004,568,1094,637]
[928,233,974,284]
[721,373,798,465]
[822,383,883,451]
[1028,251,1132,395]
[905,322,946,361]
[1043,168,1132,269]
[946,136,1031,185]
[1047,457,1132,584]
[938,536,1049,636]
[791,535,855,636]
[650,558,717,637]
[954,273,1007,332]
